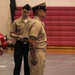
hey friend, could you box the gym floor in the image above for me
[0,50,75,75]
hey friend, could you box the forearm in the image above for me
[29,36,36,57]
[29,36,38,65]
[10,33,19,38]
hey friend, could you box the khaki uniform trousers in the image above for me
[28,50,46,75]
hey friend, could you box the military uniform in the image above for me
[28,2,47,75]
[10,4,32,75]
[11,16,32,39]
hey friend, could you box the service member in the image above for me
[28,2,47,75]
[10,4,32,75]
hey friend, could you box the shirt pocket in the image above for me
[16,25,24,34]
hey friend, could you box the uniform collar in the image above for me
[19,16,32,22]
[34,16,41,21]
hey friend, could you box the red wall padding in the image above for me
[14,7,75,46]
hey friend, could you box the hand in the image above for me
[0,47,3,56]
[18,35,25,41]
[31,52,38,65]
[31,57,38,65]
[18,35,24,39]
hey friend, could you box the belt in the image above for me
[17,38,28,44]
[21,38,28,42]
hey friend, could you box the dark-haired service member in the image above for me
[28,2,47,75]
[10,4,32,75]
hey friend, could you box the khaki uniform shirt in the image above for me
[10,16,32,39]
[27,16,47,50]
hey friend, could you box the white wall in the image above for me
[0,0,11,38]
[16,0,75,6]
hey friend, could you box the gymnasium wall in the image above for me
[16,0,75,6]
[0,0,75,38]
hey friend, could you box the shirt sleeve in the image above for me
[10,21,16,33]
[29,23,41,38]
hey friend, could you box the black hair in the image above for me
[23,4,31,11]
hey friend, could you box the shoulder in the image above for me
[31,18,41,25]
[13,17,22,23]
[28,18,42,28]
[28,19,36,26]
[30,19,42,30]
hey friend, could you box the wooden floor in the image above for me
[0,51,75,75]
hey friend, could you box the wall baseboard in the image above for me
[47,46,75,54]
